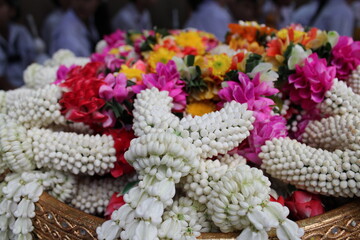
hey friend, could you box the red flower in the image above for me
[285,190,325,220]
[105,192,125,219]
[104,128,135,178]
[270,192,285,206]
[59,62,107,126]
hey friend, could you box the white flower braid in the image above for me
[0,114,117,176]
[5,85,66,129]
[23,63,58,89]
[70,174,135,216]
[348,65,360,95]
[319,79,360,116]
[44,49,89,68]
[0,170,74,240]
[260,137,360,198]
[301,114,360,151]
[98,88,302,240]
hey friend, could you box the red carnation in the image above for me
[105,192,125,219]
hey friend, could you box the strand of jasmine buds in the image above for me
[0,170,71,240]
[23,63,58,89]
[28,127,117,175]
[260,137,360,198]
[182,160,229,204]
[97,132,200,240]
[5,84,66,129]
[217,153,246,168]
[0,90,6,114]
[179,101,254,159]
[0,115,35,172]
[319,79,360,116]
[301,114,360,151]
[348,65,360,94]
[132,88,178,137]
[48,172,76,203]
[70,175,132,215]
[159,197,211,240]
[207,165,304,240]
[49,122,94,135]
[44,49,89,67]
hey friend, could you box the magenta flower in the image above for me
[238,115,287,166]
[142,60,187,112]
[54,65,76,85]
[331,36,360,80]
[102,110,116,128]
[105,55,125,72]
[288,53,335,111]
[104,30,126,48]
[218,72,278,122]
[99,73,130,103]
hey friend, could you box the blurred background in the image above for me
[1,0,360,90]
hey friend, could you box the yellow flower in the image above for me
[175,31,205,55]
[109,48,120,54]
[147,47,176,70]
[209,54,232,78]
[120,65,144,81]
[186,100,216,116]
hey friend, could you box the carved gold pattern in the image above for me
[32,192,360,240]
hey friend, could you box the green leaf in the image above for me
[185,55,195,67]
[121,181,139,195]
[245,54,262,73]
[126,80,136,87]
[140,35,156,52]
[224,70,239,82]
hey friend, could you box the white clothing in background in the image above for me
[50,9,99,57]
[291,0,354,36]
[185,0,233,41]
[0,23,35,88]
[112,3,152,31]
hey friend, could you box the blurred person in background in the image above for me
[50,0,100,57]
[185,0,234,41]
[291,0,354,36]
[112,0,156,31]
[0,0,36,90]
[262,0,295,28]
[228,0,260,22]
[41,0,71,54]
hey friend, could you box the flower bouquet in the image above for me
[0,23,360,240]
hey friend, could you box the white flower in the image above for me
[236,227,268,240]
[287,45,312,70]
[134,221,158,240]
[209,44,239,56]
[247,207,278,231]
[276,219,304,240]
[248,63,278,83]
[147,178,175,202]
[158,218,182,239]
[13,199,35,218]
[22,182,43,202]
[12,217,33,235]
[96,220,121,240]
[135,198,164,225]
[327,31,339,47]
[14,233,33,240]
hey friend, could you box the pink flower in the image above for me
[238,115,287,165]
[218,72,278,122]
[105,55,125,72]
[104,29,126,48]
[285,191,324,220]
[102,110,116,128]
[54,65,76,85]
[105,192,125,219]
[142,60,187,112]
[99,73,130,103]
[288,53,335,110]
[331,36,360,80]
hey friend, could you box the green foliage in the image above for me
[184,66,208,95]
[245,53,262,73]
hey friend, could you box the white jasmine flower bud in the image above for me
[276,219,304,240]
[12,217,33,235]
[236,227,268,240]
[96,220,121,240]
[134,221,158,240]
[135,198,164,225]
[13,199,35,218]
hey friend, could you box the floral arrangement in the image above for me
[0,23,360,240]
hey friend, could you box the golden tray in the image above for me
[31,192,360,240]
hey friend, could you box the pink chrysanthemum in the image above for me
[331,36,360,80]
[288,53,335,111]
[238,115,287,166]
[218,72,278,122]
[142,60,187,112]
